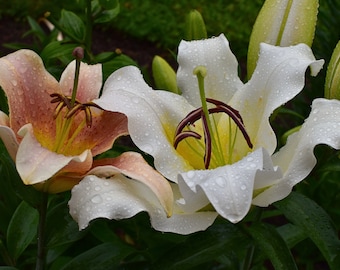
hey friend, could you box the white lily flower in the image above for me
[82,34,340,233]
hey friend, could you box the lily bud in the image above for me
[325,40,340,99]
[152,55,180,94]
[184,9,207,41]
[247,0,319,78]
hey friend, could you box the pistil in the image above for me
[49,47,102,154]
[174,66,253,169]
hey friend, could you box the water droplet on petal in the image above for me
[240,184,247,191]
[91,195,103,204]
[216,176,225,187]
[187,171,195,179]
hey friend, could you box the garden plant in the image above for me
[0,0,340,269]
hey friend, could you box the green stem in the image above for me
[70,58,81,107]
[36,192,48,270]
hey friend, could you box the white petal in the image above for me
[16,124,91,185]
[0,112,18,160]
[253,98,340,206]
[177,34,243,107]
[94,66,194,182]
[69,175,217,234]
[231,43,324,155]
[178,148,280,223]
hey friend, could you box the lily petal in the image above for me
[59,60,102,102]
[94,66,195,181]
[178,148,282,223]
[231,43,324,156]
[177,34,243,107]
[0,49,59,137]
[253,98,340,206]
[69,174,217,234]
[0,112,18,159]
[88,152,174,216]
[16,124,92,185]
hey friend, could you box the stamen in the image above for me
[174,97,253,169]
[207,99,253,149]
[201,113,212,169]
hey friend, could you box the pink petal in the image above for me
[59,61,102,102]
[0,49,59,138]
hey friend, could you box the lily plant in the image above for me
[0,49,217,235]
[69,33,340,234]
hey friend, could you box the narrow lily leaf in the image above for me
[274,192,340,269]
[276,223,307,248]
[60,242,134,270]
[152,222,249,269]
[7,201,38,260]
[247,222,298,270]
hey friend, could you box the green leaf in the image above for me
[0,142,41,209]
[274,192,340,269]
[276,223,307,249]
[247,222,298,270]
[0,267,19,270]
[60,242,134,270]
[59,9,86,42]
[99,0,119,10]
[46,198,86,249]
[26,16,47,43]
[152,222,249,269]
[6,201,39,260]
[102,54,138,81]
[40,41,76,62]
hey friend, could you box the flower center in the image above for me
[174,66,253,169]
[48,47,102,155]
[50,93,101,154]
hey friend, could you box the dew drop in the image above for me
[186,170,195,179]
[91,195,103,204]
[240,184,247,191]
[216,176,225,187]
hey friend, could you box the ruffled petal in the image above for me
[0,112,18,160]
[59,61,102,102]
[69,175,217,234]
[178,148,282,223]
[0,49,59,136]
[88,152,174,216]
[253,98,340,206]
[65,110,128,157]
[16,124,92,185]
[231,43,324,156]
[94,66,195,182]
[177,34,243,107]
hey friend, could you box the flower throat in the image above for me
[50,47,102,154]
[174,66,253,169]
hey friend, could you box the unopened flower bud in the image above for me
[72,46,84,60]
[184,10,207,41]
[325,40,340,99]
[152,55,180,94]
[247,0,319,78]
